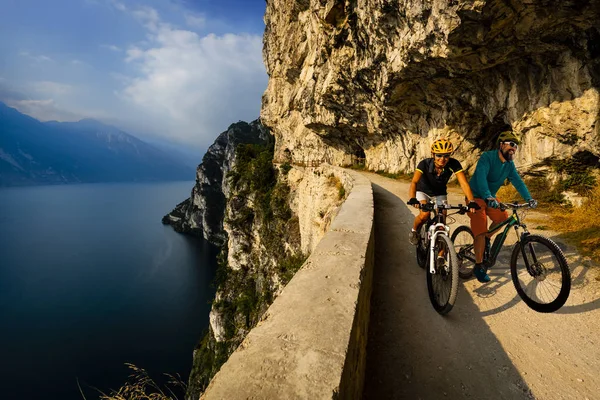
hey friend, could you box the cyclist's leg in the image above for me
[410,191,431,244]
[469,198,491,282]
[486,198,509,238]
[468,198,488,263]
[413,191,432,230]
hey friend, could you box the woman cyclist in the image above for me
[408,138,479,245]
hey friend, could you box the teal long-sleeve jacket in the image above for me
[469,150,532,200]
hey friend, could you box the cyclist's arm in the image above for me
[509,165,532,200]
[472,155,493,199]
[409,170,423,199]
[455,171,475,202]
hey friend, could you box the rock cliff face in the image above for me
[162,120,271,245]
[168,120,347,398]
[261,0,600,174]
[185,160,346,399]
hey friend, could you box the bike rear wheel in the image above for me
[510,234,571,313]
[426,234,459,315]
[450,225,476,279]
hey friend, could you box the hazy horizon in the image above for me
[0,0,268,150]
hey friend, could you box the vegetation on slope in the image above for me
[186,139,306,396]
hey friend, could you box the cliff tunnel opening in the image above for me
[353,147,366,166]
[477,114,511,151]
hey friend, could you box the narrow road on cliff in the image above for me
[360,172,600,400]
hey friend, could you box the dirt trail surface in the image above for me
[361,172,600,400]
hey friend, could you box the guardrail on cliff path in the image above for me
[201,165,375,399]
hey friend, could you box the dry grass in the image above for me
[80,364,186,400]
[497,183,600,262]
[328,174,346,200]
[549,185,600,261]
[374,169,413,181]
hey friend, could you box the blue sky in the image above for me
[0,0,268,150]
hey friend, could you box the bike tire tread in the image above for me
[510,234,571,313]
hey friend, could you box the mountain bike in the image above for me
[451,202,571,313]
[411,199,470,315]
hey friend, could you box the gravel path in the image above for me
[361,172,600,400]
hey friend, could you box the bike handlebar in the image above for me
[408,200,533,214]
[412,201,471,214]
[498,202,531,211]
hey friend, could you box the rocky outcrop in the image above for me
[162,116,349,398]
[162,120,271,245]
[261,0,600,175]
[183,138,347,398]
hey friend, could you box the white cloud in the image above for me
[19,51,54,63]
[111,0,127,11]
[70,59,91,67]
[125,46,144,62]
[132,6,160,31]
[110,72,131,84]
[184,12,206,29]
[6,99,83,122]
[119,7,267,146]
[101,44,122,52]
[30,81,74,95]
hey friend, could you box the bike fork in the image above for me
[428,225,449,274]
[518,232,539,275]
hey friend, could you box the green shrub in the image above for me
[560,172,596,194]
[278,253,308,285]
[552,156,598,195]
[280,162,292,175]
[374,169,413,181]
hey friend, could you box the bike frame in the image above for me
[428,222,450,274]
[422,203,452,275]
[484,206,530,268]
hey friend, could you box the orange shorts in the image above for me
[468,198,509,237]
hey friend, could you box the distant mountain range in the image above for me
[0,102,195,186]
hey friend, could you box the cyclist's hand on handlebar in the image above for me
[467,201,480,213]
[486,197,499,209]
[528,198,538,208]
[407,197,420,208]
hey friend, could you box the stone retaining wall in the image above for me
[200,167,375,399]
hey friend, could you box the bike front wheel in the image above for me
[416,223,428,269]
[426,234,459,315]
[450,225,476,279]
[510,234,571,313]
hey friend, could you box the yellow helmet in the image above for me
[431,138,454,154]
[497,131,521,145]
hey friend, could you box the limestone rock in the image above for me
[262,0,600,174]
[162,120,270,245]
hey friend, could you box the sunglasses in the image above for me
[434,153,451,159]
[502,141,519,149]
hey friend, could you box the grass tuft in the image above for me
[328,174,346,200]
[498,182,600,261]
[89,364,186,400]
[550,185,600,260]
[374,170,412,181]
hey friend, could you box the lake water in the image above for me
[0,181,218,400]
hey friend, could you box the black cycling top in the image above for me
[415,157,463,196]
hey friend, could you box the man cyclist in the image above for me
[408,138,478,245]
[468,130,537,283]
